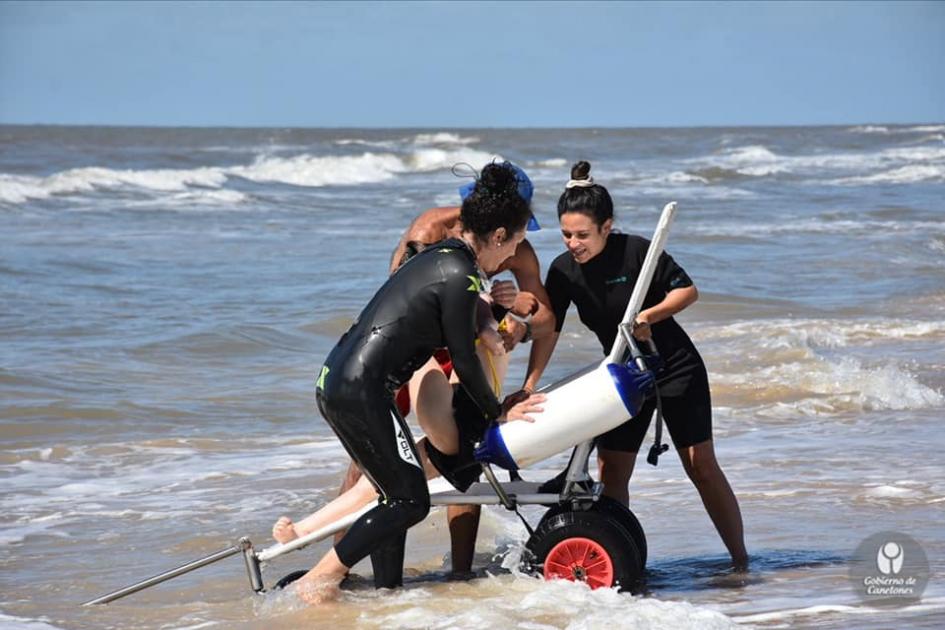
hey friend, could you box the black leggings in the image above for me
[316,386,430,586]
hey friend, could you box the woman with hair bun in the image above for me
[525,161,748,569]
[296,162,546,604]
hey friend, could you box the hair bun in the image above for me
[570,160,591,181]
[478,162,518,197]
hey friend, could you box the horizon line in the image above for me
[1,120,941,131]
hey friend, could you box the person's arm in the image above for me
[521,263,570,392]
[507,240,555,338]
[632,248,698,341]
[440,262,502,420]
[497,241,555,351]
[523,331,560,393]
[633,285,698,341]
[388,207,460,274]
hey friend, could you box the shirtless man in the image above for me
[273,163,554,578]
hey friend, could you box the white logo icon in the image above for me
[391,413,420,469]
[877,541,904,575]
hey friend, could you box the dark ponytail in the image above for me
[557,160,614,227]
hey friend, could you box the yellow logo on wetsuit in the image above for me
[467,275,483,293]
[316,366,330,390]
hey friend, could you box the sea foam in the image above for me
[700,318,945,415]
[0,146,500,205]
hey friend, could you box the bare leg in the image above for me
[677,439,749,569]
[332,461,363,544]
[410,357,459,455]
[597,448,638,506]
[273,474,379,543]
[272,436,446,545]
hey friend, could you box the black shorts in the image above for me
[598,366,712,452]
[424,387,489,492]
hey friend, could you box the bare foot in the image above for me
[272,516,299,544]
[294,574,343,605]
[732,555,750,573]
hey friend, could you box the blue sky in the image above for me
[1,1,942,127]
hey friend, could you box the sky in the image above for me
[0,1,942,128]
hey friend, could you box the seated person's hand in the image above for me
[500,391,546,423]
[490,280,518,309]
[498,316,527,352]
[477,326,505,356]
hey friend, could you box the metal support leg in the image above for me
[240,538,264,593]
[561,440,595,499]
[83,541,247,605]
[480,463,515,510]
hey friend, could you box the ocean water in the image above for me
[1,124,944,629]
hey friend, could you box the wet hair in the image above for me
[460,162,531,241]
[557,160,614,227]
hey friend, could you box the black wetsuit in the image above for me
[315,238,500,584]
[545,232,712,451]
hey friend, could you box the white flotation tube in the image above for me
[474,202,678,471]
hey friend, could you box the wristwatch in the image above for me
[521,320,533,343]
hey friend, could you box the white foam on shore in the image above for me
[0,613,67,630]
[349,578,738,630]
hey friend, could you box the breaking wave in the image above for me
[0,146,499,205]
[684,142,945,183]
[700,318,945,415]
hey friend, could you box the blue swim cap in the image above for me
[459,162,540,231]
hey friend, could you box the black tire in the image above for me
[593,497,647,568]
[537,497,647,568]
[526,507,644,591]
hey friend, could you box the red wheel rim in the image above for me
[543,537,614,589]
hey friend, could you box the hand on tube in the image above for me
[499,392,546,424]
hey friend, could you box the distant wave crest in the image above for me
[0,145,500,205]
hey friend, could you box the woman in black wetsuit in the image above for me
[525,161,748,569]
[297,163,544,604]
